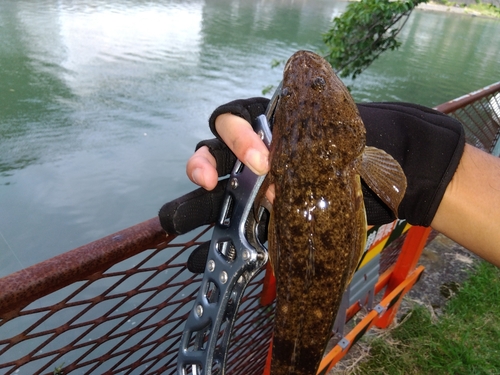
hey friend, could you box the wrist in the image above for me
[431,144,500,266]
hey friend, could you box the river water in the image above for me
[0,0,499,277]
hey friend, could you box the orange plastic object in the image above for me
[260,262,276,306]
[318,265,425,374]
[263,338,273,375]
[375,225,431,329]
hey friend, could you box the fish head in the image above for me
[276,50,366,168]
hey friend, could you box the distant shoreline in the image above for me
[417,1,495,17]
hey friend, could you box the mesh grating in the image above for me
[451,95,500,152]
[0,224,273,375]
[435,82,500,153]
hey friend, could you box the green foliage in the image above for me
[53,363,65,375]
[322,0,427,79]
[262,84,276,96]
[355,262,500,374]
[270,58,285,69]
[262,58,286,95]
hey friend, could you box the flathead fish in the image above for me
[265,50,407,375]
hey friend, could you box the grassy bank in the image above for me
[434,0,500,18]
[353,262,500,374]
[466,2,500,17]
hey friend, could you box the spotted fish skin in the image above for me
[267,50,406,375]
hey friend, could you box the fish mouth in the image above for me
[284,50,325,71]
[282,50,333,95]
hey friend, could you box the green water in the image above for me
[1,0,499,277]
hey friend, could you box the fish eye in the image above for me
[312,77,326,91]
[281,87,290,97]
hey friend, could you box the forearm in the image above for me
[431,144,500,267]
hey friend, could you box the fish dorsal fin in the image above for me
[357,146,407,216]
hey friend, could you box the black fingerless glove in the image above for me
[208,97,271,141]
[158,98,273,273]
[358,102,465,226]
[158,98,465,271]
[160,98,272,236]
[205,98,465,227]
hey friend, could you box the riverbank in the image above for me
[417,1,500,18]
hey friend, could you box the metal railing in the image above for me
[435,81,500,156]
[1,81,499,375]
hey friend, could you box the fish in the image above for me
[264,50,407,375]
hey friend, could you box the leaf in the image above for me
[322,0,426,80]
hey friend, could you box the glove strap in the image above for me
[196,138,237,177]
[208,97,270,140]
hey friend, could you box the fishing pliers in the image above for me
[177,84,282,375]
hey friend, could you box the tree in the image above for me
[322,0,427,79]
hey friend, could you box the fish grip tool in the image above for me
[177,113,274,375]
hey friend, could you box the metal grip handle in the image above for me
[177,115,272,375]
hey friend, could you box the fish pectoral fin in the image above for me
[357,146,407,216]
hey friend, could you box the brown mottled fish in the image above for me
[264,50,407,375]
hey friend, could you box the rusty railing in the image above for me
[435,81,500,155]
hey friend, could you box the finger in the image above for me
[187,241,210,273]
[266,183,275,205]
[186,146,219,190]
[215,113,270,175]
[159,181,226,235]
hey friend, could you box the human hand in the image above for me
[160,97,465,271]
[187,113,276,203]
[159,98,271,272]
[184,98,466,228]
[187,114,270,188]
[160,97,270,232]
